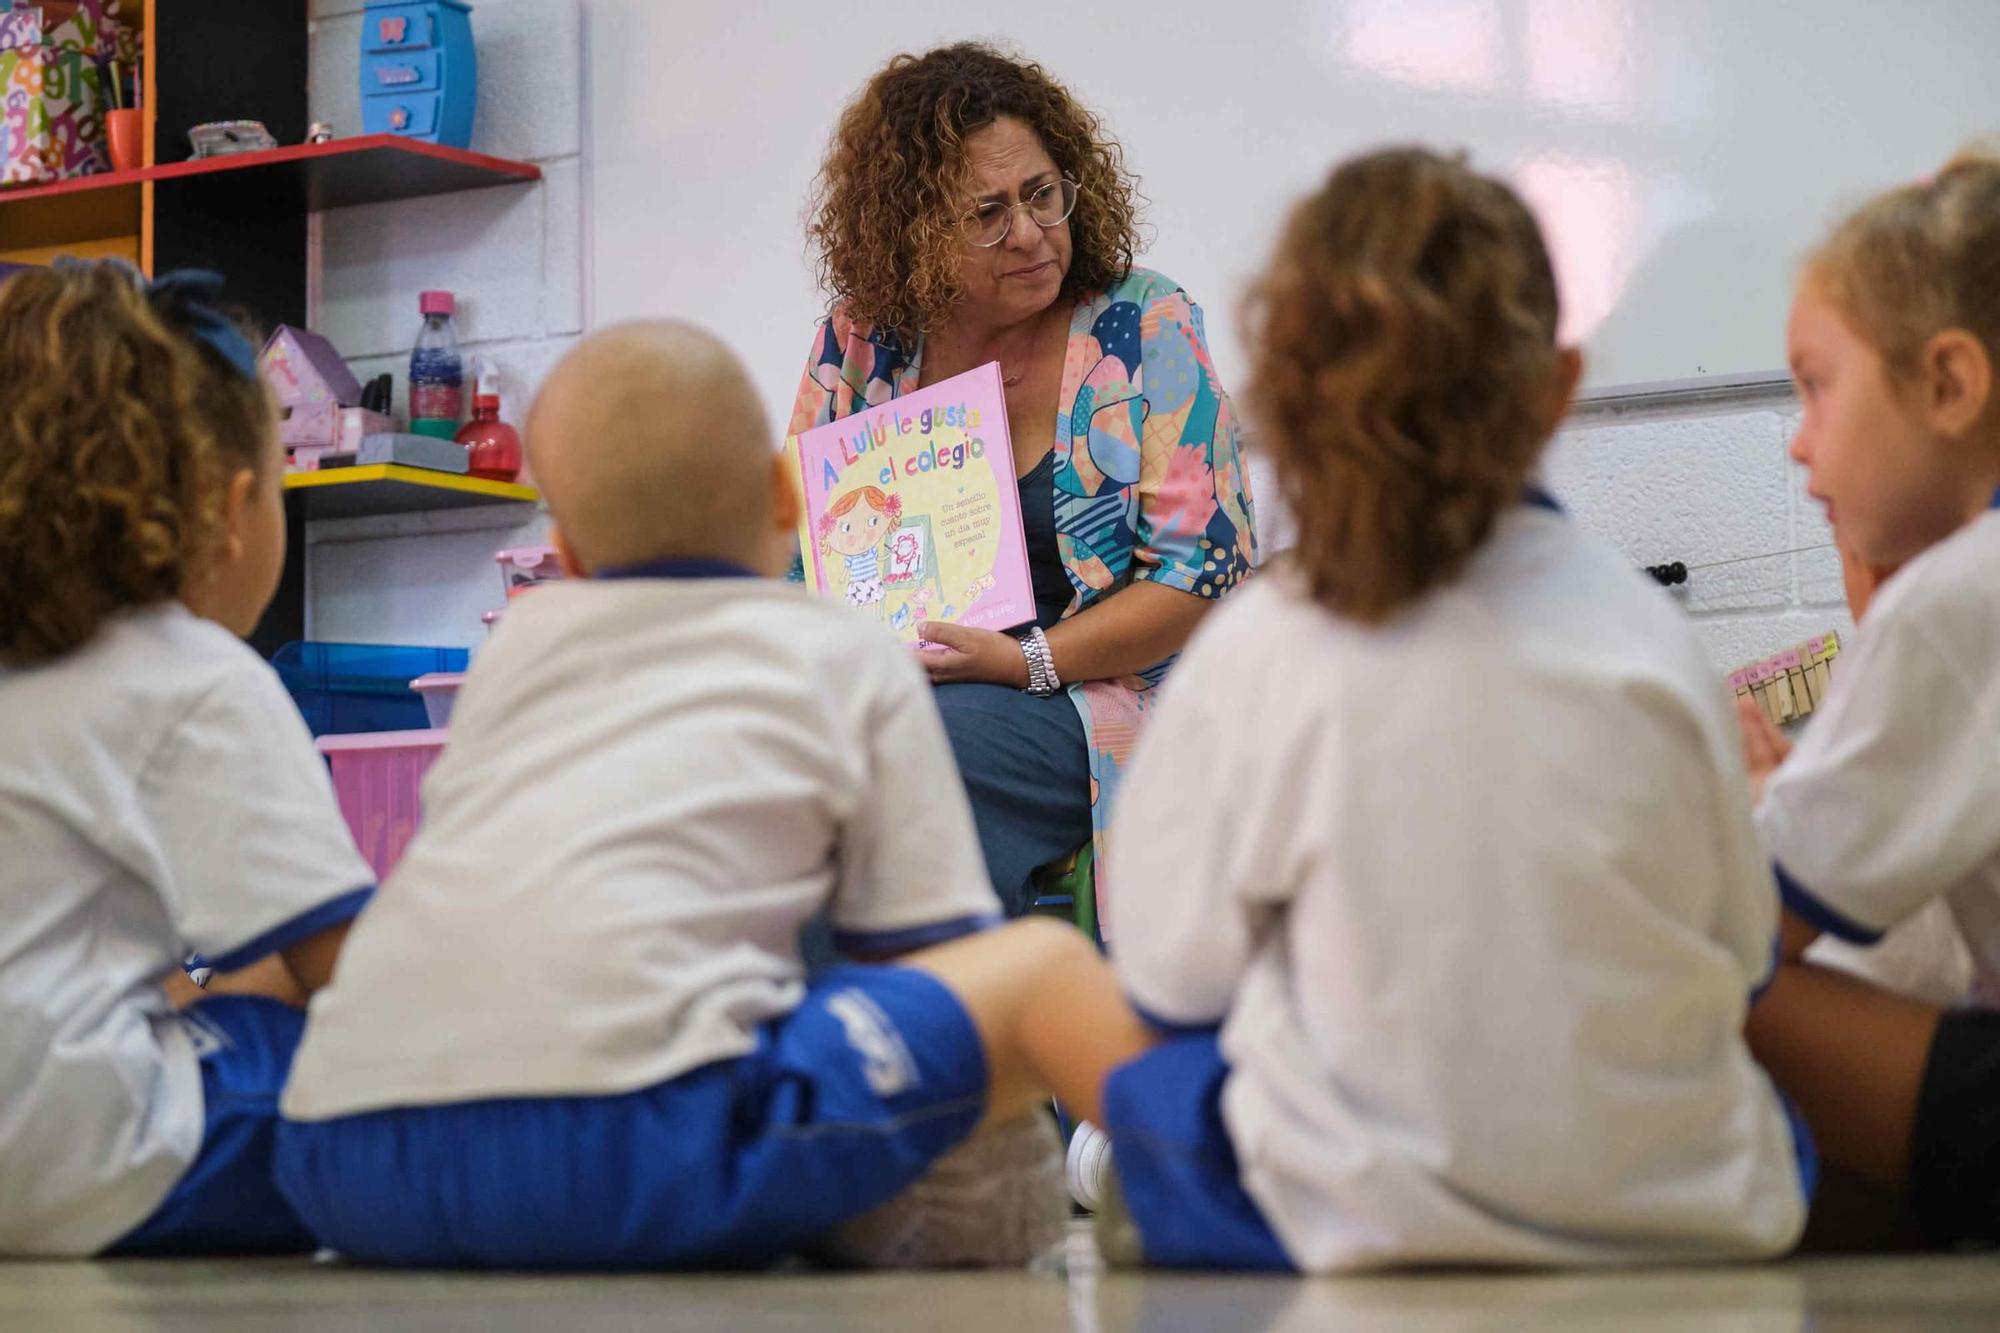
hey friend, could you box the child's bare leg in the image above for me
[1746,960,1942,1190]
[816,919,1148,1268]
[901,917,1153,1126]
[202,953,308,1007]
[162,968,206,1010]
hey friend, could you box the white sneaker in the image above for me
[813,1113,1068,1269]
[1065,1119,1112,1213]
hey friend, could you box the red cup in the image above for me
[105,109,142,172]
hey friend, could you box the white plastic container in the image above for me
[410,672,465,728]
[495,544,564,599]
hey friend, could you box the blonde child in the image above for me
[273,321,1146,1269]
[1740,152,2000,1248]
[1089,148,1810,1271]
[0,262,374,1255]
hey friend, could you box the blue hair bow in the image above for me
[145,268,260,382]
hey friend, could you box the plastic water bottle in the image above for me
[409,290,464,439]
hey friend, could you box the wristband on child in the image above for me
[1021,626,1061,697]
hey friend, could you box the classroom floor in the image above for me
[9,1229,2000,1332]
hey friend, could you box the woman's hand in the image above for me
[1735,692,1794,806]
[915,621,1030,688]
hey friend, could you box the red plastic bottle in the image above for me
[456,360,522,482]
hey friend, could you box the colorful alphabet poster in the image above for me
[790,363,1033,642]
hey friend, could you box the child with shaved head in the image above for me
[274,323,1147,1269]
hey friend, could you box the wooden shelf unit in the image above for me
[0,4,538,331]
[0,139,539,255]
[0,3,545,657]
[283,465,539,522]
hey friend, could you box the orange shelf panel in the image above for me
[0,137,539,256]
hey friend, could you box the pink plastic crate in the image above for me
[318,729,447,882]
[410,671,464,727]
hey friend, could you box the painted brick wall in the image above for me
[1547,394,1850,671]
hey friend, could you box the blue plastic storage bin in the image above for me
[360,0,477,149]
[272,641,470,737]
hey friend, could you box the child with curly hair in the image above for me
[1089,149,1811,1271]
[0,262,373,1256]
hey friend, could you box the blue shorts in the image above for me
[106,996,316,1257]
[274,965,987,1269]
[1101,1032,1294,1272]
[1105,1036,1817,1272]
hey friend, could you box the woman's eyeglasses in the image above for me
[962,178,1079,248]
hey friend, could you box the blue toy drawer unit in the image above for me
[360,0,476,149]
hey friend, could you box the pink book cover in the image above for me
[789,362,1034,642]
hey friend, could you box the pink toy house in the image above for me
[260,324,363,451]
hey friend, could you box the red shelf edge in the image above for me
[0,136,541,207]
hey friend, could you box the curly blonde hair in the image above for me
[0,262,273,666]
[1245,148,1562,624]
[1808,148,2000,391]
[806,42,1143,339]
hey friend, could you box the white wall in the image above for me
[300,1,1849,674]
[589,0,2000,407]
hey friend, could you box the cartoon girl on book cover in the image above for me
[817,485,903,608]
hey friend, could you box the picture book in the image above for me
[790,362,1034,642]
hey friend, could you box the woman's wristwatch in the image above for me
[1021,627,1062,697]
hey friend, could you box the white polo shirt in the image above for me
[1758,509,2000,997]
[0,604,373,1255]
[1111,506,1806,1271]
[282,572,1001,1122]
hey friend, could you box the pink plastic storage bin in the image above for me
[410,671,464,727]
[318,729,447,882]
[495,544,564,599]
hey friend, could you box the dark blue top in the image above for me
[1017,450,1073,631]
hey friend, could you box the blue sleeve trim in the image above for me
[594,557,757,582]
[831,913,1001,957]
[1749,933,1782,1004]
[1132,999,1223,1039]
[206,886,374,973]
[1773,861,1884,947]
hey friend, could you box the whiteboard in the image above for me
[586,0,2000,420]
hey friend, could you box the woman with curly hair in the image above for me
[1090,148,1809,1270]
[794,42,1257,918]
[0,262,373,1256]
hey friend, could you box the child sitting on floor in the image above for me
[1740,151,2000,1250]
[1087,147,1811,1271]
[0,262,375,1256]
[274,321,1146,1270]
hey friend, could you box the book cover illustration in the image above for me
[791,362,1033,642]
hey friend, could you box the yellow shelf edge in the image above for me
[282,464,539,504]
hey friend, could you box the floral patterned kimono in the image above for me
[788,266,1257,926]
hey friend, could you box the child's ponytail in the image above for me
[1245,148,1562,624]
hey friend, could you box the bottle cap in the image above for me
[419,290,455,316]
